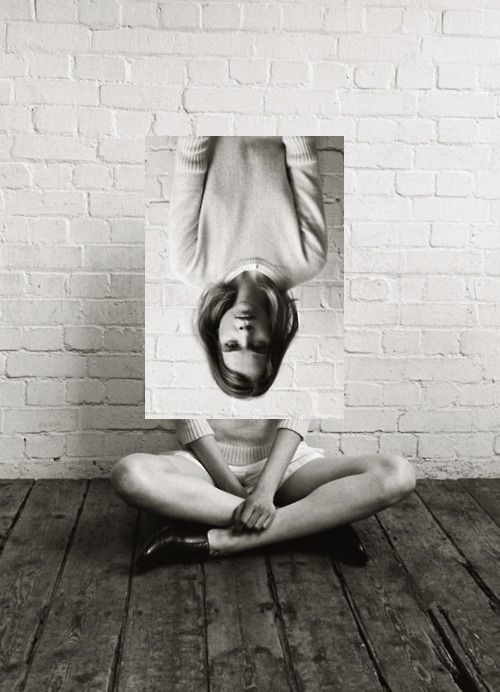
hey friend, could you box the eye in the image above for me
[251,342,268,354]
[222,342,239,352]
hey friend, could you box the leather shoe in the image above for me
[322,524,369,566]
[136,522,210,572]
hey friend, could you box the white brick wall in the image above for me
[145,136,344,419]
[0,1,499,478]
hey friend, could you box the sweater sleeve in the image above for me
[167,137,211,283]
[277,418,309,441]
[175,419,215,446]
[282,136,328,266]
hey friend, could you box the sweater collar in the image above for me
[223,260,288,288]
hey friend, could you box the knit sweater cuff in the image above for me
[174,137,211,174]
[277,418,309,440]
[283,137,317,167]
[176,419,214,446]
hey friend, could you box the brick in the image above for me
[345,383,383,406]
[104,328,143,353]
[186,87,263,113]
[89,192,143,218]
[88,355,143,379]
[270,61,309,85]
[395,171,434,196]
[312,63,348,89]
[400,410,471,433]
[382,330,420,355]
[0,327,22,350]
[421,330,460,354]
[0,381,25,407]
[422,37,500,64]
[357,118,398,143]
[7,24,90,52]
[75,55,125,81]
[0,0,32,19]
[66,380,105,405]
[295,364,335,389]
[32,163,72,189]
[79,0,120,27]
[6,189,87,216]
[241,4,280,31]
[366,7,402,32]
[341,91,416,116]
[405,357,481,383]
[78,108,114,137]
[347,357,404,382]
[32,105,76,135]
[383,383,420,406]
[420,92,496,118]
[93,28,175,54]
[28,54,70,78]
[0,54,26,78]
[4,408,79,433]
[401,304,475,327]
[131,57,185,85]
[13,135,95,161]
[84,245,143,270]
[282,5,323,32]
[26,272,66,297]
[438,64,477,89]
[339,36,419,61]
[19,317,64,345]
[379,434,417,458]
[100,84,181,110]
[354,64,394,89]
[203,4,240,29]
[397,63,434,89]
[121,1,158,27]
[324,8,363,33]
[160,2,200,28]
[25,433,65,458]
[341,435,378,456]
[188,59,228,85]
[438,118,478,144]
[27,380,65,406]
[65,326,104,351]
[436,171,473,197]
[73,163,112,190]
[36,0,75,21]
[349,144,412,169]
[351,277,392,301]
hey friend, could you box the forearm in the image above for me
[255,428,302,496]
[189,434,242,493]
[282,136,328,260]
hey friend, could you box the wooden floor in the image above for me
[1,480,500,692]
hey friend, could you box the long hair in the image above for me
[197,274,298,398]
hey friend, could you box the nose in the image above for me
[237,320,253,331]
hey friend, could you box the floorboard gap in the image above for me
[108,508,140,692]
[200,561,211,692]
[416,490,500,611]
[331,559,391,692]
[19,480,90,691]
[428,607,489,692]
[0,481,35,554]
[265,552,301,692]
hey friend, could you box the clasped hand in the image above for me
[232,486,276,531]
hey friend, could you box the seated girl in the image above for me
[168,136,328,398]
[110,419,416,570]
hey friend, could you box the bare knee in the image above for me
[374,454,416,506]
[110,453,149,506]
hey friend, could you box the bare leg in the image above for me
[208,454,416,555]
[110,452,242,526]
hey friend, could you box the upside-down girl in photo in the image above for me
[111,419,416,570]
[168,136,328,398]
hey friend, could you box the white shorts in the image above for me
[170,441,325,492]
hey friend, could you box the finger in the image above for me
[240,502,256,526]
[232,502,245,524]
[254,513,269,531]
[263,512,275,529]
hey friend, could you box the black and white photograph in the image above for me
[1,0,500,690]
[145,135,344,418]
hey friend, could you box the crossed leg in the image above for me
[111,451,416,556]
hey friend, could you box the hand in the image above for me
[232,487,276,531]
[221,475,248,499]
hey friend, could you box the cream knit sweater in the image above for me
[176,418,309,465]
[168,136,327,288]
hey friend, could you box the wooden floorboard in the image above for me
[339,515,461,692]
[204,553,291,691]
[116,510,208,692]
[379,488,500,692]
[22,480,137,692]
[417,480,500,607]
[0,480,86,692]
[268,543,382,692]
[0,479,499,692]
[0,481,33,550]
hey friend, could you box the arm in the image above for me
[282,136,328,265]
[233,420,308,531]
[175,420,247,498]
[168,137,211,282]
